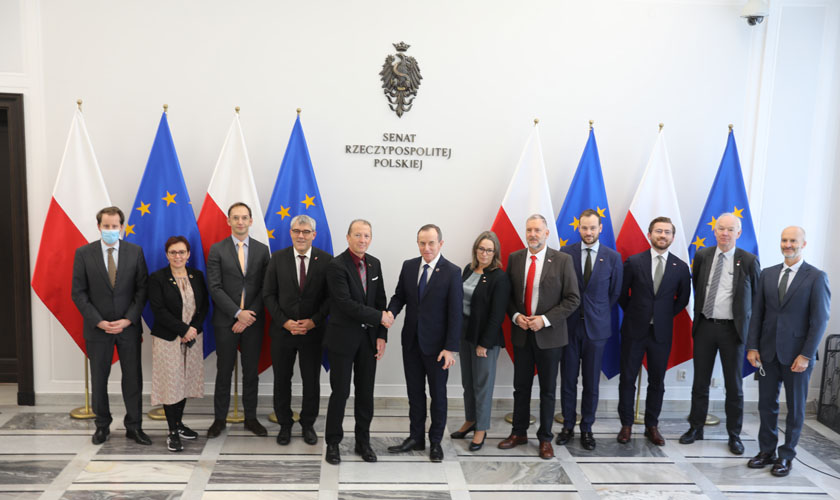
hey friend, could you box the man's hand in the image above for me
[232,321,247,334]
[375,338,386,360]
[514,314,529,330]
[381,311,394,328]
[98,319,130,334]
[791,354,810,373]
[437,349,456,370]
[476,345,488,358]
[236,309,257,327]
[299,319,316,332]
[526,315,545,332]
[283,319,307,335]
[747,349,761,368]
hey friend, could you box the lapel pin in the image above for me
[435,268,440,272]
[672,263,677,266]
[547,259,552,263]
[189,274,193,279]
[599,258,604,262]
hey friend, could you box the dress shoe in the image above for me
[771,457,793,477]
[92,427,110,445]
[616,425,632,444]
[429,442,444,462]
[450,423,476,439]
[747,451,777,468]
[497,434,528,449]
[276,425,292,445]
[388,437,425,453]
[325,443,341,465]
[207,419,226,438]
[644,426,665,446]
[126,429,152,445]
[244,418,268,437]
[580,431,596,451]
[728,435,745,455]
[468,435,486,452]
[679,427,704,444]
[539,440,555,459]
[176,423,198,440]
[302,425,318,445]
[355,441,377,462]
[167,432,183,452]
[555,428,574,446]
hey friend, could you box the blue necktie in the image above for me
[418,263,430,298]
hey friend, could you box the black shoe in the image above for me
[244,418,268,437]
[167,432,183,452]
[355,442,377,462]
[450,423,476,439]
[728,435,745,455]
[555,428,574,446]
[126,429,152,446]
[176,423,198,440]
[580,431,596,451]
[468,434,486,452]
[277,425,292,445]
[92,427,110,445]
[430,442,443,462]
[679,426,704,444]
[771,457,792,477]
[388,437,425,453]
[207,419,226,438]
[325,443,341,465]
[747,451,777,468]
[302,425,318,445]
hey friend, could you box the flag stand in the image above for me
[227,353,245,424]
[268,411,299,424]
[633,369,645,425]
[554,413,582,425]
[70,356,96,419]
[504,412,536,425]
[148,407,166,420]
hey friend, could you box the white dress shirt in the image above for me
[294,246,313,286]
[100,239,120,269]
[581,240,600,274]
[513,246,551,327]
[705,246,736,320]
[650,248,670,282]
[418,253,441,286]
[778,259,804,287]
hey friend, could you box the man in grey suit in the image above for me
[497,214,580,460]
[71,206,150,445]
[206,202,271,438]
[746,226,830,477]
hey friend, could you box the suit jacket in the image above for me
[263,246,332,345]
[71,240,148,340]
[462,265,510,349]
[323,249,387,356]
[561,242,623,341]
[691,246,760,343]
[387,255,463,355]
[148,266,209,341]
[619,250,691,343]
[746,261,831,365]
[506,247,580,349]
[206,236,271,328]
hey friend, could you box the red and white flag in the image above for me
[616,129,694,369]
[491,124,559,360]
[32,108,112,356]
[197,112,273,372]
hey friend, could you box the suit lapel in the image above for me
[766,265,782,308]
[571,244,584,290]
[343,252,365,297]
[91,242,112,289]
[731,248,744,292]
[539,249,554,288]
[781,263,809,308]
[640,251,655,294]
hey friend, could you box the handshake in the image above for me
[381,310,395,328]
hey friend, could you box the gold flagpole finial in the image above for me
[659,123,664,132]
[296,108,301,115]
[589,120,594,130]
[534,118,539,126]
[76,99,82,111]
[728,123,734,132]
[235,106,240,115]
[163,104,168,113]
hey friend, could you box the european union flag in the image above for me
[124,112,214,356]
[688,128,758,376]
[555,127,622,378]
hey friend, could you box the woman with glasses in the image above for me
[451,231,510,451]
[148,236,209,452]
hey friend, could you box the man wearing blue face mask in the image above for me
[72,206,150,446]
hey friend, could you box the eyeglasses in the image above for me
[291,229,313,236]
[476,247,495,254]
[167,250,188,256]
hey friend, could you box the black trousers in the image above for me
[618,325,671,427]
[687,318,744,435]
[86,332,143,430]
[271,338,322,427]
[325,338,377,445]
[512,333,561,442]
[560,318,607,432]
[213,321,264,420]
[758,355,813,460]
[403,337,448,444]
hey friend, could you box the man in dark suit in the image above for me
[746,226,830,477]
[679,213,759,455]
[71,206,150,445]
[617,216,690,446]
[386,224,463,462]
[206,202,271,438]
[263,214,332,446]
[323,219,391,465]
[557,209,623,451]
[498,214,580,460]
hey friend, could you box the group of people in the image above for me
[70,203,829,477]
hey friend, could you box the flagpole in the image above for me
[77,99,82,111]
[633,369,644,425]
[590,119,594,130]
[70,355,96,419]
[659,122,664,132]
[227,352,245,423]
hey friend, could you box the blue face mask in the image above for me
[101,229,120,245]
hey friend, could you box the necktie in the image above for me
[583,248,592,286]
[653,255,665,294]
[702,253,725,318]
[238,241,246,308]
[525,255,537,316]
[778,268,791,303]
[298,255,307,292]
[418,263,430,298]
[107,247,117,287]
[358,261,367,294]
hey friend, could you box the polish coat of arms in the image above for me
[379,42,422,117]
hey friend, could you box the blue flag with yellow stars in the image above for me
[124,111,214,356]
[688,128,758,376]
[555,127,622,378]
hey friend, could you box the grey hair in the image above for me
[717,212,741,232]
[526,214,548,226]
[290,214,316,231]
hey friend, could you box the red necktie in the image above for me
[524,255,537,316]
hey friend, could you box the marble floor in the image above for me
[2,391,840,499]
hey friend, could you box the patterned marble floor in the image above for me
[2,395,840,499]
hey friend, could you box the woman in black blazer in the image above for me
[148,236,209,452]
[451,231,510,451]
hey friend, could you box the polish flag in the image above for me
[616,128,694,369]
[490,123,559,360]
[197,111,273,372]
[32,107,113,359]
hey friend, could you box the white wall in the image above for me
[4,0,839,403]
